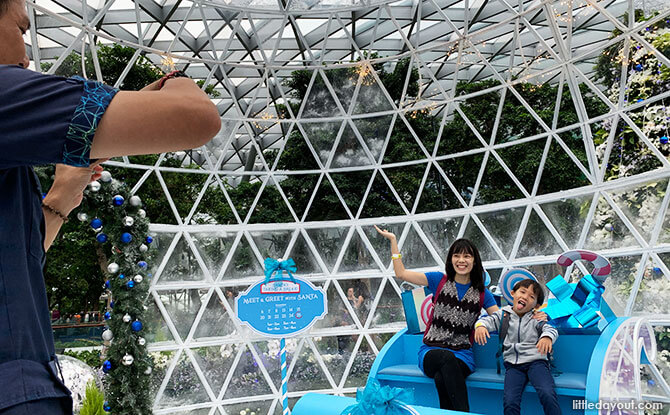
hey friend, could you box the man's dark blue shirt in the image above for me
[0,65,117,410]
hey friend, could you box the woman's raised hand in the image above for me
[374,225,396,241]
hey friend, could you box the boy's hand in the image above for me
[474,326,490,345]
[536,336,553,354]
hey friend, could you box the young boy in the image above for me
[474,279,561,415]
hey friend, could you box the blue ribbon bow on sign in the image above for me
[341,380,417,415]
[264,257,297,284]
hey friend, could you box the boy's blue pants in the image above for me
[503,360,562,415]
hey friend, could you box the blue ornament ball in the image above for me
[127,280,135,288]
[90,218,103,229]
[138,261,148,268]
[131,320,143,332]
[112,195,125,206]
[102,360,112,373]
[104,311,111,320]
[145,236,153,244]
[634,63,643,71]
[118,273,125,280]
[660,135,669,144]
[653,267,662,274]
[104,280,110,289]
[103,401,111,412]
[96,233,108,243]
[121,233,133,244]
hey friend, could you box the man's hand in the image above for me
[44,161,106,216]
[536,336,553,354]
[474,326,490,345]
[532,311,548,322]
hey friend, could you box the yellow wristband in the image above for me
[391,253,402,260]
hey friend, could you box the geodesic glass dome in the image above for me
[28,0,670,413]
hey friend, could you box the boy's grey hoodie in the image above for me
[475,305,559,365]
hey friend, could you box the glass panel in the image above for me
[632,256,670,315]
[462,218,501,262]
[495,139,546,194]
[250,230,293,260]
[161,171,209,222]
[516,209,563,258]
[360,173,405,218]
[304,176,351,221]
[147,232,178,278]
[248,178,294,224]
[369,279,404,329]
[352,70,394,114]
[312,281,355,331]
[191,345,236,396]
[383,163,428,213]
[301,121,343,165]
[608,179,668,244]
[331,123,374,168]
[344,338,376,388]
[193,291,237,340]
[338,230,380,273]
[360,222,406,264]
[477,208,525,259]
[400,224,439,269]
[415,164,463,213]
[149,350,176,403]
[223,344,274,399]
[158,289,209,341]
[314,335,357,386]
[157,235,207,283]
[584,196,640,250]
[220,235,264,280]
[417,217,463,261]
[330,170,375,216]
[539,194,592,249]
[144,297,175,344]
[339,278,380,326]
[155,352,210,409]
[190,231,237,279]
[287,232,323,274]
[301,71,344,118]
[288,342,332,391]
[600,255,644,316]
[306,227,349,272]
[353,115,395,163]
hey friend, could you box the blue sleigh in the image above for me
[294,251,670,415]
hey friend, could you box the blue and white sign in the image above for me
[236,278,327,337]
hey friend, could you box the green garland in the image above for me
[77,171,154,415]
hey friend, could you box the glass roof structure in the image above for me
[27,0,670,413]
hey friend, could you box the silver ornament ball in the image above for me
[122,354,134,366]
[138,209,146,218]
[137,337,146,346]
[102,330,113,341]
[144,366,152,375]
[77,212,88,222]
[133,275,143,283]
[139,244,148,253]
[129,196,142,207]
[100,171,112,182]
[107,263,119,274]
[89,181,101,192]
[122,313,132,323]
[122,216,135,227]
[604,223,614,232]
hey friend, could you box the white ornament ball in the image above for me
[77,212,88,222]
[107,263,119,274]
[122,313,132,323]
[129,196,142,207]
[604,223,614,232]
[102,329,113,341]
[122,354,134,366]
[89,181,101,192]
[139,244,148,253]
[138,337,146,346]
[133,275,143,283]
[100,171,112,182]
[144,366,152,375]
[138,209,146,219]
[122,216,135,227]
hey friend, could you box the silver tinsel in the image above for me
[107,263,119,274]
[123,313,132,323]
[122,216,135,227]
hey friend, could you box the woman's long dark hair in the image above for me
[445,238,485,292]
